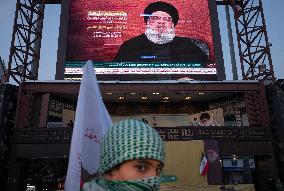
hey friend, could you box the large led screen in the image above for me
[65,0,217,79]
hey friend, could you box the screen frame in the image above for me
[55,0,225,80]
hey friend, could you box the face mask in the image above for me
[97,176,161,191]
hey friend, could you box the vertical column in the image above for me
[55,0,70,80]
[39,93,50,128]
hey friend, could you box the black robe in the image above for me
[113,34,209,63]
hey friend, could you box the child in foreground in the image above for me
[83,119,165,191]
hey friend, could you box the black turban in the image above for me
[144,1,179,26]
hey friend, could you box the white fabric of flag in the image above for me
[65,60,113,191]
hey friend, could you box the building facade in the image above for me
[5,80,277,191]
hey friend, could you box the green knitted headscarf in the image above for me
[98,119,165,174]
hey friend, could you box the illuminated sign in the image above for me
[65,0,216,79]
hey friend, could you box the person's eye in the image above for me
[156,167,162,176]
[135,164,147,173]
[151,16,159,20]
[163,17,172,21]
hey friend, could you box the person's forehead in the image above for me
[207,149,217,153]
[124,159,163,167]
[151,11,171,18]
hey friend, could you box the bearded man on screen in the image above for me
[113,1,210,63]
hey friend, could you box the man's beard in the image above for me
[145,25,175,44]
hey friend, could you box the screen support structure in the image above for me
[0,0,276,85]
[3,0,46,85]
[217,0,275,82]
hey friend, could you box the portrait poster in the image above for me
[188,108,224,126]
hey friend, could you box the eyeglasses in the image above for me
[149,15,172,22]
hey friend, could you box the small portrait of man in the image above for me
[204,140,222,184]
[199,112,214,126]
[206,148,219,163]
[113,1,210,62]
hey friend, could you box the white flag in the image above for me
[65,60,113,191]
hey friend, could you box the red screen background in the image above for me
[66,0,215,62]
